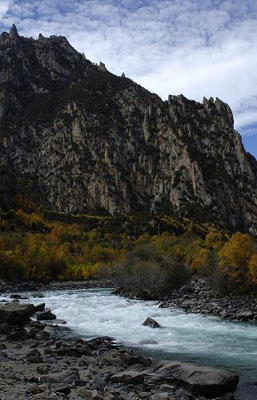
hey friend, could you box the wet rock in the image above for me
[110,370,145,385]
[0,303,35,324]
[31,292,45,298]
[140,339,157,345]
[34,303,45,313]
[37,308,56,321]
[10,294,22,299]
[143,317,161,328]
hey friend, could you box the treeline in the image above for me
[0,206,257,297]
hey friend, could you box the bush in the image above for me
[113,243,190,299]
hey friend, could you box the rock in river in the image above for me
[36,308,56,321]
[143,317,161,328]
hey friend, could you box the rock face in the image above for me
[1,26,257,233]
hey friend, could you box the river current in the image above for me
[1,288,257,399]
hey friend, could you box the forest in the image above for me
[0,194,257,298]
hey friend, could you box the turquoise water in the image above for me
[1,288,257,399]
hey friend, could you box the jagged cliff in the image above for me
[0,25,257,234]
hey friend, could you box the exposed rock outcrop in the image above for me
[0,26,257,234]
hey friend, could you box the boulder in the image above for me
[0,303,35,324]
[35,330,50,341]
[8,328,29,341]
[27,349,43,363]
[143,317,161,328]
[31,292,45,298]
[34,303,45,313]
[153,361,239,398]
[236,311,254,321]
[110,371,144,385]
[0,322,12,335]
[39,369,80,384]
[53,383,71,395]
[36,308,56,321]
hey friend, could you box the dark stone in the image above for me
[27,349,43,363]
[0,303,35,324]
[34,303,45,313]
[153,361,239,398]
[0,322,12,335]
[143,317,161,328]
[53,383,70,395]
[35,330,50,341]
[125,354,151,367]
[8,328,29,341]
[110,371,145,385]
[37,308,56,321]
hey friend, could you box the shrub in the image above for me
[113,243,190,299]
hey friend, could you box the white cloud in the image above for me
[0,0,12,19]
[1,0,257,144]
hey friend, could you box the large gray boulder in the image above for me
[153,361,239,398]
[0,303,35,325]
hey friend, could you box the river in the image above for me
[2,288,257,399]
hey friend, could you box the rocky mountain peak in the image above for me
[9,24,19,40]
[0,28,256,235]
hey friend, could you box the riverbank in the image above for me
[0,296,239,400]
[2,277,257,323]
[0,279,114,294]
[159,279,257,322]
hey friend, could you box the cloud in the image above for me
[0,0,12,19]
[1,0,257,148]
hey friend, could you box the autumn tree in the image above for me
[218,232,255,290]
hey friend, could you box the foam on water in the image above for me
[1,288,257,399]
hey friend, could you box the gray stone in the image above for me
[143,317,161,328]
[153,361,239,398]
[37,308,56,321]
[110,371,144,385]
[0,303,35,324]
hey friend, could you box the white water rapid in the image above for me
[2,288,257,399]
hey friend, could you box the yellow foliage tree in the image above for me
[248,253,257,286]
[218,232,255,289]
[190,248,210,274]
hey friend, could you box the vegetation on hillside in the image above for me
[0,195,257,297]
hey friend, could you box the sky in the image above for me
[0,0,257,158]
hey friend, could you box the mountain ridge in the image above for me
[0,25,257,235]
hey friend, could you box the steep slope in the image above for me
[0,25,257,234]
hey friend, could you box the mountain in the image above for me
[0,25,257,234]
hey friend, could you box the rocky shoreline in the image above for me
[0,279,114,294]
[2,277,257,323]
[0,294,239,400]
[159,279,257,323]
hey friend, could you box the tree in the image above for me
[249,253,257,286]
[218,232,255,290]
